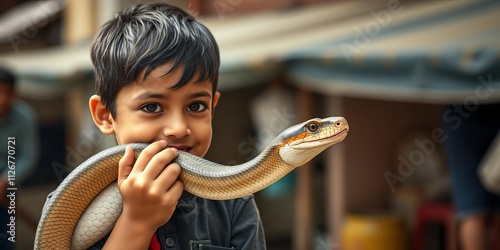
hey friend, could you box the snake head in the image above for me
[277,117,348,167]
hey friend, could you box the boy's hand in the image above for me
[117,140,183,231]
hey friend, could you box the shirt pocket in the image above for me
[189,240,235,250]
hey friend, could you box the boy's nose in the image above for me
[163,118,190,138]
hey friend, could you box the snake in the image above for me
[34,116,348,249]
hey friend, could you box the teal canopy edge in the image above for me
[284,0,500,103]
[285,0,500,61]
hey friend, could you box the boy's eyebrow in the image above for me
[132,90,212,100]
[133,92,167,100]
[188,90,212,99]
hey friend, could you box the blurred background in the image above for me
[0,0,499,249]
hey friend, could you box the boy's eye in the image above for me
[141,103,163,113]
[187,102,208,112]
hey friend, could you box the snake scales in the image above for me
[34,117,348,249]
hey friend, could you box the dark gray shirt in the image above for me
[89,191,266,249]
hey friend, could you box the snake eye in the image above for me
[306,121,320,133]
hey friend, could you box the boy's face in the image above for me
[93,63,220,158]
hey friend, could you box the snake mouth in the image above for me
[290,128,348,149]
[310,128,349,143]
[336,128,349,137]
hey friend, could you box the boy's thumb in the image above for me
[118,146,134,183]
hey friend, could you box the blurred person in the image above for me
[443,103,500,250]
[0,67,39,249]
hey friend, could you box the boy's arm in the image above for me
[102,141,183,249]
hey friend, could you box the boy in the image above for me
[87,3,265,249]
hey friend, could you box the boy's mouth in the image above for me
[169,145,192,153]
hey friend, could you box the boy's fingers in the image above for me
[130,140,168,175]
[164,180,183,202]
[143,148,179,178]
[118,146,134,184]
[155,162,182,192]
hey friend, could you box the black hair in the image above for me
[90,2,220,117]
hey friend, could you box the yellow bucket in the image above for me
[341,214,407,250]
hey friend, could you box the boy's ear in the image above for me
[213,91,221,108]
[212,91,221,116]
[89,95,115,135]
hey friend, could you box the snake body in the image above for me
[34,117,348,249]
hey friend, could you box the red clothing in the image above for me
[149,234,160,250]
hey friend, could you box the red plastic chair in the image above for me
[413,203,457,250]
